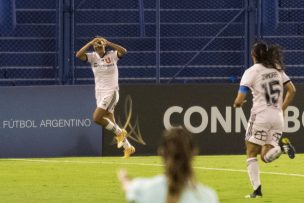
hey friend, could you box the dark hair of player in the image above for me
[158,127,198,203]
[251,41,285,71]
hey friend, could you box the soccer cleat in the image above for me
[123,146,135,158]
[116,129,127,148]
[245,185,262,198]
[281,138,296,159]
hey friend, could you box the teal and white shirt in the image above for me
[126,175,218,203]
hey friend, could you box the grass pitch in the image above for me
[0,155,303,203]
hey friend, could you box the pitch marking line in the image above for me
[5,158,304,178]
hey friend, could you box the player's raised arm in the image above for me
[100,37,127,58]
[76,38,100,61]
[282,81,296,111]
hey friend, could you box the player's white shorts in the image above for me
[245,108,284,147]
[95,89,119,113]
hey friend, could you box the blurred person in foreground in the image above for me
[118,127,219,203]
[233,41,296,198]
[76,36,135,158]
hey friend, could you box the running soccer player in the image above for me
[233,41,296,198]
[76,37,135,158]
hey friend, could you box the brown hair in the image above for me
[251,41,285,71]
[159,127,197,203]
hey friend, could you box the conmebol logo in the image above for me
[163,106,302,134]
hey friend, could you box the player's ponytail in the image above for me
[267,44,285,71]
[159,127,197,203]
[251,41,285,71]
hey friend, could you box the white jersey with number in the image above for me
[86,50,119,92]
[240,63,290,114]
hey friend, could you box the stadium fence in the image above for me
[0,0,303,85]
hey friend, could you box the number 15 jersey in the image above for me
[240,63,290,114]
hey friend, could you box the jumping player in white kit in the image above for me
[233,41,296,198]
[76,37,135,158]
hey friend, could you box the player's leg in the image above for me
[93,90,116,127]
[245,141,263,198]
[93,107,119,134]
[93,107,109,126]
[104,113,135,158]
[262,109,295,160]
[103,113,131,146]
[273,110,295,159]
[103,90,135,157]
[260,128,283,163]
[93,107,122,134]
[104,90,130,149]
[93,107,126,148]
[260,143,282,163]
[244,113,265,198]
[94,90,124,137]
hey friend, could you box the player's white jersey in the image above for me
[240,63,290,114]
[86,50,119,92]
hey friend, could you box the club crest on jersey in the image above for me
[104,58,111,64]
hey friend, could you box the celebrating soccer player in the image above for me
[76,37,135,158]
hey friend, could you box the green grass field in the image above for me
[0,155,303,203]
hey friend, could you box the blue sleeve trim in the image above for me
[239,86,250,94]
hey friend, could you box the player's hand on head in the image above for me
[90,38,100,45]
[97,37,107,45]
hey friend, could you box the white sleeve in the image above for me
[240,69,255,88]
[86,52,94,63]
[282,71,291,84]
